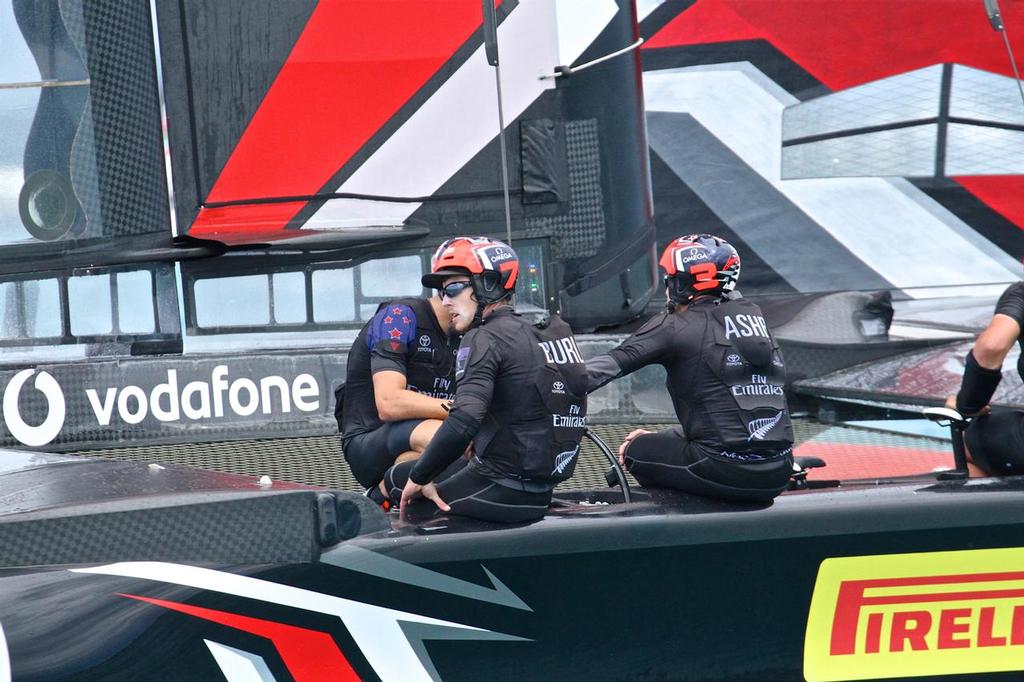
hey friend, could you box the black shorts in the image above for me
[965,411,1024,475]
[623,426,792,502]
[383,458,552,524]
[343,419,423,488]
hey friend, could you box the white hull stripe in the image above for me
[205,641,276,682]
[73,562,525,682]
[0,621,11,682]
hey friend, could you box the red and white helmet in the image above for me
[659,234,740,304]
[422,236,519,303]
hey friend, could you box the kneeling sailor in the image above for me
[383,237,588,523]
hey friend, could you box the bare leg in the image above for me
[963,441,989,478]
[378,420,444,496]
[409,419,443,452]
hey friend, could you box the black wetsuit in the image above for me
[384,306,587,523]
[962,282,1024,475]
[587,296,794,501]
[339,298,458,487]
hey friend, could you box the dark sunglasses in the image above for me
[438,281,472,299]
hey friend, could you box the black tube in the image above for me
[585,429,631,503]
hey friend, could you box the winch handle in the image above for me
[584,429,632,504]
[922,407,971,480]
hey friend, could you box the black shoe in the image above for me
[364,486,391,511]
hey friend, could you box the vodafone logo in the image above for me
[0,364,321,449]
[2,369,66,447]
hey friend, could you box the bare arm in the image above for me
[372,370,450,421]
[972,313,1020,369]
[947,313,1019,415]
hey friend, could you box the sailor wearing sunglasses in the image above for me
[380,237,588,523]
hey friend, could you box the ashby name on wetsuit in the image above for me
[587,233,795,502]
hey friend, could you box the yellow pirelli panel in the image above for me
[804,548,1024,682]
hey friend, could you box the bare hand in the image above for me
[945,394,990,416]
[420,483,450,513]
[399,479,450,519]
[399,479,422,519]
[618,429,651,467]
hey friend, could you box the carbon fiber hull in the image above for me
[2,452,1024,681]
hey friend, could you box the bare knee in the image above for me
[409,419,444,452]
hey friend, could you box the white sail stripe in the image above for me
[305,0,617,229]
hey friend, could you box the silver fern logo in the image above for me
[552,446,579,475]
[747,411,784,441]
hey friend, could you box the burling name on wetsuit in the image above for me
[730,374,784,397]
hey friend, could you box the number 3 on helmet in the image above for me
[659,234,740,304]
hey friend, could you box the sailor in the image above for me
[381,237,588,523]
[586,234,794,502]
[338,276,460,491]
[946,281,1024,475]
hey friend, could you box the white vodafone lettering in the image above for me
[87,388,117,426]
[723,314,769,339]
[151,370,180,421]
[228,378,259,417]
[84,366,321,426]
[3,366,322,443]
[2,369,66,447]
[292,374,319,411]
[118,386,148,425]
[182,380,212,420]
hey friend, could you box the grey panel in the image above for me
[783,124,938,178]
[946,123,1024,175]
[647,111,891,292]
[781,63,1024,179]
[950,64,1024,125]
[782,65,941,140]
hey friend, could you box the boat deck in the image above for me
[61,417,961,493]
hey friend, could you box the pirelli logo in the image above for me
[805,548,1024,681]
